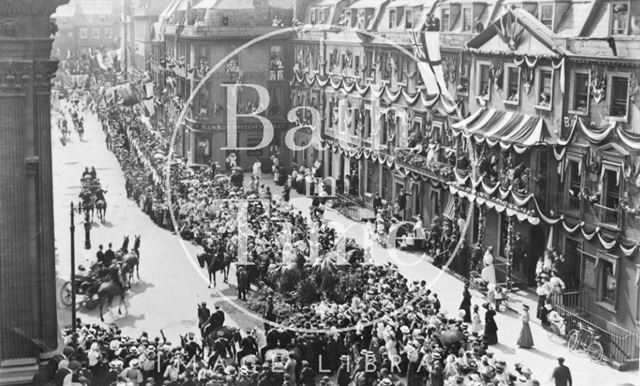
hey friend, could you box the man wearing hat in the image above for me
[120,358,144,385]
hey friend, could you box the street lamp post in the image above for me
[69,202,77,332]
[83,209,92,250]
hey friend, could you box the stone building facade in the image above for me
[0,1,68,384]
[150,0,640,366]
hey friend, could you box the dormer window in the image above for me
[389,9,396,29]
[539,4,554,30]
[441,8,450,31]
[611,2,629,35]
[405,9,413,29]
[462,8,472,32]
[607,72,630,121]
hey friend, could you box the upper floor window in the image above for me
[535,67,553,110]
[598,255,618,308]
[405,9,413,29]
[570,71,590,114]
[92,28,100,39]
[607,73,630,120]
[79,28,88,39]
[477,62,491,99]
[611,2,629,35]
[441,8,450,31]
[462,8,472,32]
[389,9,396,29]
[602,167,620,209]
[104,28,112,40]
[504,64,520,104]
[318,9,325,24]
[539,4,554,30]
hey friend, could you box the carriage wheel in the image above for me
[60,282,73,307]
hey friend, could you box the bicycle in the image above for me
[546,312,567,344]
[567,321,604,362]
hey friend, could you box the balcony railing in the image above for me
[394,150,454,181]
[594,203,621,230]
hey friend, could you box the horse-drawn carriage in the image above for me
[79,176,107,222]
[81,176,102,193]
[60,265,101,310]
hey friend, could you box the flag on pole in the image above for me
[409,30,457,113]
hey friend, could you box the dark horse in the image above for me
[96,196,107,222]
[202,325,242,357]
[120,235,141,286]
[79,190,95,222]
[97,265,127,321]
[197,252,232,288]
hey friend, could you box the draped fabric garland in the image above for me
[291,72,444,110]
[299,72,640,256]
[553,117,640,162]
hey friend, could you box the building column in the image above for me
[0,1,68,384]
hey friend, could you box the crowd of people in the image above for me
[40,55,583,386]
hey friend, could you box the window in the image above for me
[607,73,629,120]
[599,258,617,306]
[477,62,491,99]
[92,28,100,39]
[389,9,396,29]
[79,28,88,39]
[504,65,520,104]
[565,158,582,212]
[363,108,371,139]
[570,71,590,114]
[459,55,470,93]
[602,167,620,209]
[405,9,413,29]
[318,9,325,24]
[441,8,450,31]
[104,28,112,39]
[462,8,472,32]
[366,159,378,194]
[380,115,387,146]
[536,67,553,109]
[540,4,554,30]
[610,2,629,35]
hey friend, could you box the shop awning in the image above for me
[452,108,556,152]
[442,195,455,220]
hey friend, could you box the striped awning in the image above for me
[442,195,455,220]
[451,108,556,153]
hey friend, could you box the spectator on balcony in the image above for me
[425,13,440,31]
[409,138,427,155]
[426,142,439,164]
[456,151,470,171]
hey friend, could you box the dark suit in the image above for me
[104,248,115,266]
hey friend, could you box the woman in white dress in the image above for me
[481,246,497,286]
[471,304,483,334]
